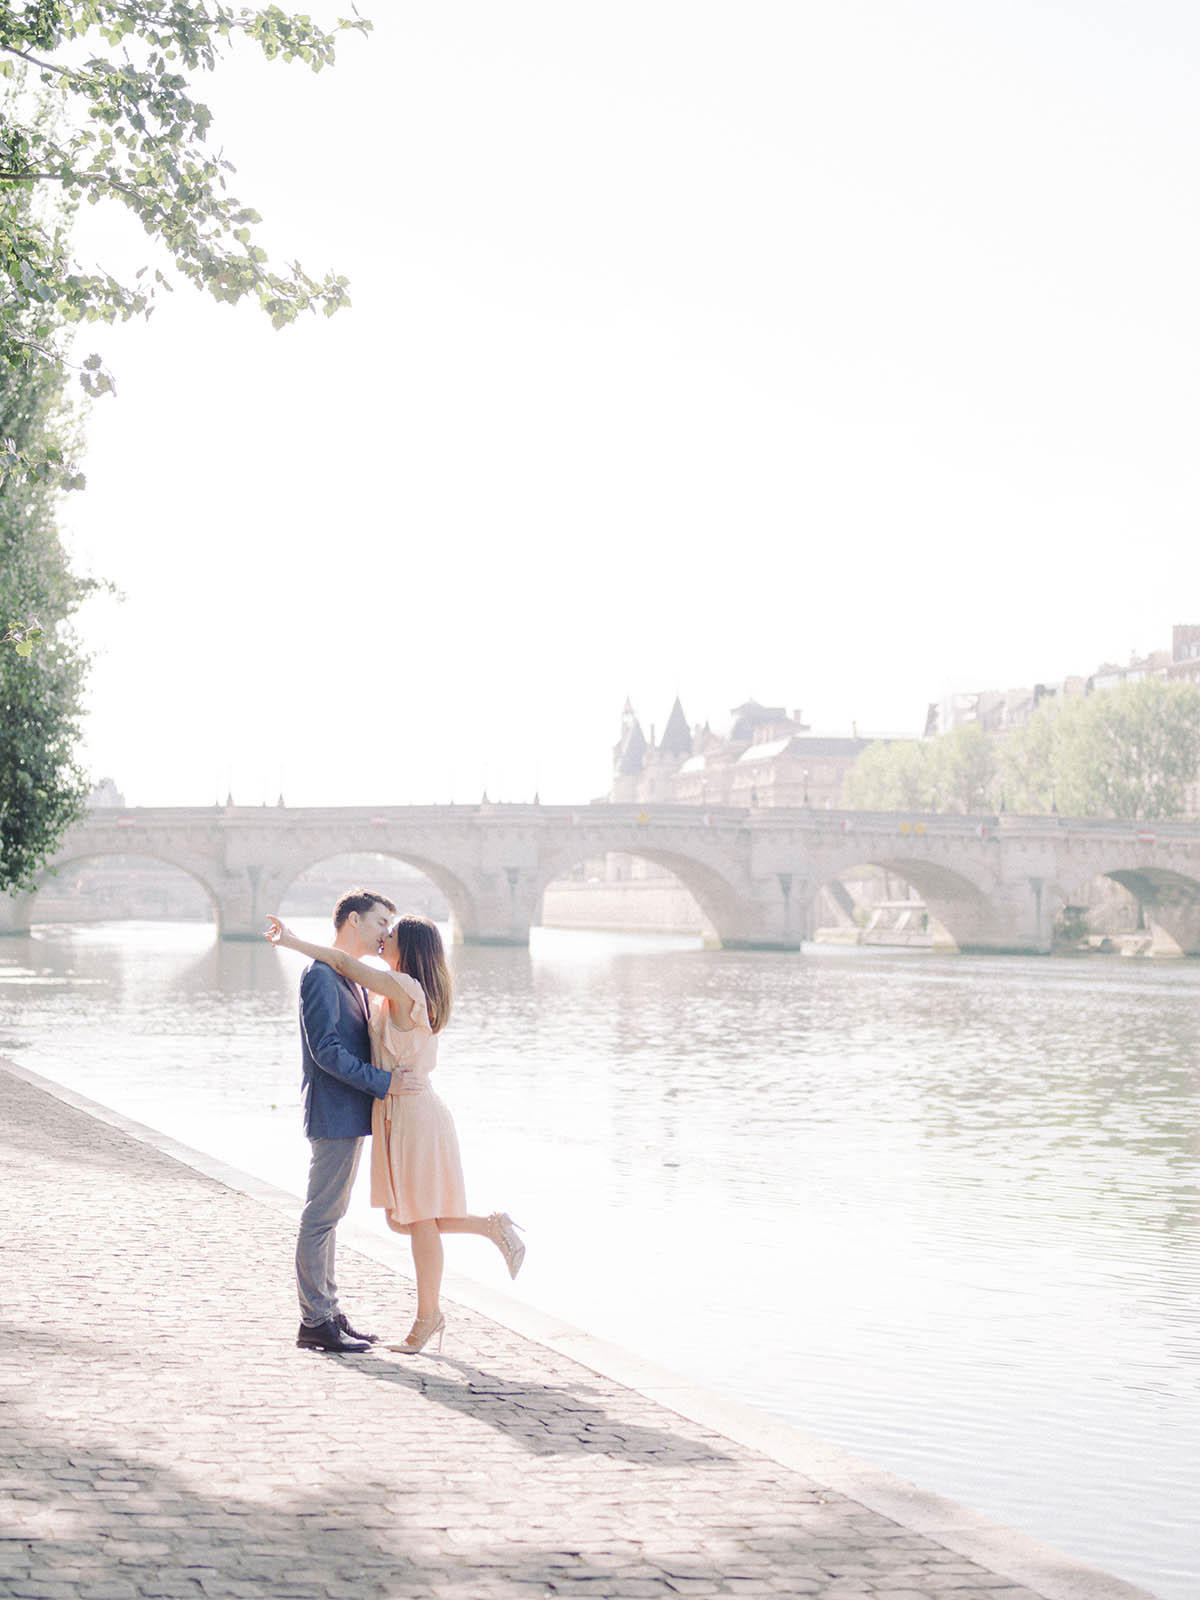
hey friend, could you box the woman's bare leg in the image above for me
[409,1218,443,1319]
[383,1214,525,1311]
[392,1216,510,1241]
[435,1213,525,1278]
[432,1215,493,1236]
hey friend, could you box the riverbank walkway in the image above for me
[1,1060,1158,1600]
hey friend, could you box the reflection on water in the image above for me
[1,921,1197,1599]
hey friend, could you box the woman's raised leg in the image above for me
[436,1213,525,1278]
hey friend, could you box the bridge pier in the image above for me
[933,874,1056,956]
[716,873,808,951]
[212,865,294,942]
[456,866,539,946]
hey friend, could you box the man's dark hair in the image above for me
[333,888,397,929]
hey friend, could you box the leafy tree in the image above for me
[1066,678,1200,818]
[0,240,94,891]
[840,738,937,811]
[1004,679,1200,820]
[1,2,370,482]
[1,4,369,889]
[928,721,997,813]
[841,724,999,814]
[998,693,1070,813]
[845,680,1200,820]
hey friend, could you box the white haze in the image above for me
[59,0,1200,807]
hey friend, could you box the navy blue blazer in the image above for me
[298,960,392,1139]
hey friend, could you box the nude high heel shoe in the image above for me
[386,1313,445,1354]
[486,1212,526,1279]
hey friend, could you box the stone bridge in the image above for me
[4,802,1200,954]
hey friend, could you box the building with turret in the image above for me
[542,696,878,932]
[611,697,873,809]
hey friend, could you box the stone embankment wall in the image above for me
[541,870,900,942]
[541,881,717,940]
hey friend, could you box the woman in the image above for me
[265,912,524,1353]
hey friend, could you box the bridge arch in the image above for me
[1062,864,1200,955]
[533,838,753,948]
[273,849,479,944]
[808,852,1036,954]
[10,848,221,933]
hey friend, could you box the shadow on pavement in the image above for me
[0,1407,832,1600]
[335,1347,734,1463]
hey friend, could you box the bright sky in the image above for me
[61,0,1200,808]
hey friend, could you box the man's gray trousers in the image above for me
[296,1136,363,1327]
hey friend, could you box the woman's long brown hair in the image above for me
[391,916,452,1033]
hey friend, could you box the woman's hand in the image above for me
[264,915,295,950]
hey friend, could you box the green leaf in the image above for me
[0,0,364,462]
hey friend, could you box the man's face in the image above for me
[349,901,392,957]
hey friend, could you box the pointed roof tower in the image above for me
[613,698,648,776]
[659,696,693,761]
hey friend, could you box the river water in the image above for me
[0,919,1196,1599]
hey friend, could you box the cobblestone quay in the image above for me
[0,1062,1157,1600]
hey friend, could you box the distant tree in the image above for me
[845,680,1200,821]
[998,694,1071,814]
[928,721,998,812]
[1061,679,1200,819]
[841,725,998,813]
[0,3,370,483]
[1001,679,1200,819]
[840,739,937,811]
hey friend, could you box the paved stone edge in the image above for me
[0,1053,1161,1600]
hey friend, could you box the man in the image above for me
[295,888,397,1352]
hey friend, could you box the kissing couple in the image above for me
[265,889,524,1354]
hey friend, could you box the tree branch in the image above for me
[0,45,81,81]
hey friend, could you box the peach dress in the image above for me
[368,971,467,1227]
